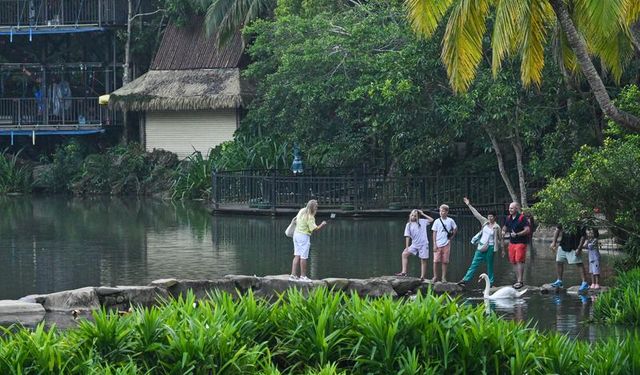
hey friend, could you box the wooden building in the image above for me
[109,18,248,159]
[0,0,136,142]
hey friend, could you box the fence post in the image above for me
[353,170,359,211]
[271,169,277,214]
[211,169,219,210]
[493,173,497,205]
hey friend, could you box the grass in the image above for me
[1,288,640,373]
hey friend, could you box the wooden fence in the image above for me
[212,169,509,211]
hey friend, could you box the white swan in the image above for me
[479,273,528,299]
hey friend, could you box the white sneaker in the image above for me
[289,275,298,281]
[299,276,312,282]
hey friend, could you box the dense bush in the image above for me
[533,135,640,267]
[2,288,640,374]
[593,268,640,325]
[34,142,179,197]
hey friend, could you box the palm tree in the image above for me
[197,0,275,45]
[406,0,640,132]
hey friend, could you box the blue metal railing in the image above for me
[0,0,128,28]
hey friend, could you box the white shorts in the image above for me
[293,232,311,259]
[407,244,429,259]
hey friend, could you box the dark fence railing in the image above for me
[0,97,114,127]
[212,170,509,211]
[0,0,128,27]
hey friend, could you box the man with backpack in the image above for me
[502,202,530,289]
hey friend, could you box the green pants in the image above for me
[462,245,495,285]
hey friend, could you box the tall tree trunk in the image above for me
[121,0,133,145]
[123,0,132,86]
[485,128,518,203]
[550,0,640,133]
[510,133,528,208]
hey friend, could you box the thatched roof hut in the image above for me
[109,18,250,159]
[109,17,247,111]
[109,69,243,112]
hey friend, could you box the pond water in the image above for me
[0,196,624,340]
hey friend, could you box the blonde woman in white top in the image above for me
[456,197,502,287]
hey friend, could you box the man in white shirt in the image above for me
[431,204,457,282]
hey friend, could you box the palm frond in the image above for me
[573,0,632,82]
[441,0,491,92]
[204,0,274,45]
[551,23,578,76]
[574,0,626,40]
[518,0,554,86]
[623,0,640,25]
[491,0,527,76]
[596,27,635,83]
[405,0,454,38]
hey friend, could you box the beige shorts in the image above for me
[556,246,583,264]
[433,243,451,263]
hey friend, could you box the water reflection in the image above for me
[0,196,626,340]
[465,293,638,342]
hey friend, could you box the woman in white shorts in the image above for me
[290,200,327,282]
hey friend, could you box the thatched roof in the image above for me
[151,18,244,70]
[109,68,243,111]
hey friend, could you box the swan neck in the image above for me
[483,277,491,298]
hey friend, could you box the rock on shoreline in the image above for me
[1,275,605,327]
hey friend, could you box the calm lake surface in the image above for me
[0,196,624,340]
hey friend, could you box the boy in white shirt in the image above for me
[431,204,457,282]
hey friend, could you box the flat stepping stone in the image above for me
[0,300,45,326]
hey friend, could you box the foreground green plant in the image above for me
[2,288,640,373]
[593,268,640,325]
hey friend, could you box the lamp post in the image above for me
[291,145,304,205]
[291,144,304,174]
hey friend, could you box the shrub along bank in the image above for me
[1,288,639,374]
[0,142,211,199]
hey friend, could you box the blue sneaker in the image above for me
[579,295,589,304]
[550,279,563,288]
[579,281,589,292]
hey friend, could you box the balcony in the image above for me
[0,97,114,133]
[0,0,129,33]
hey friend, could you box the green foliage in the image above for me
[209,136,291,171]
[72,144,149,195]
[39,140,86,193]
[533,135,640,259]
[275,0,346,18]
[242,0,462,174]
[164,0,205,25]
[607,85,640,137]
[171,137,290,199]
[0,148,32,194]
[35,142,179,197]
[3,288,640,373]
[593,268,640,325]
[171,151,212,200]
